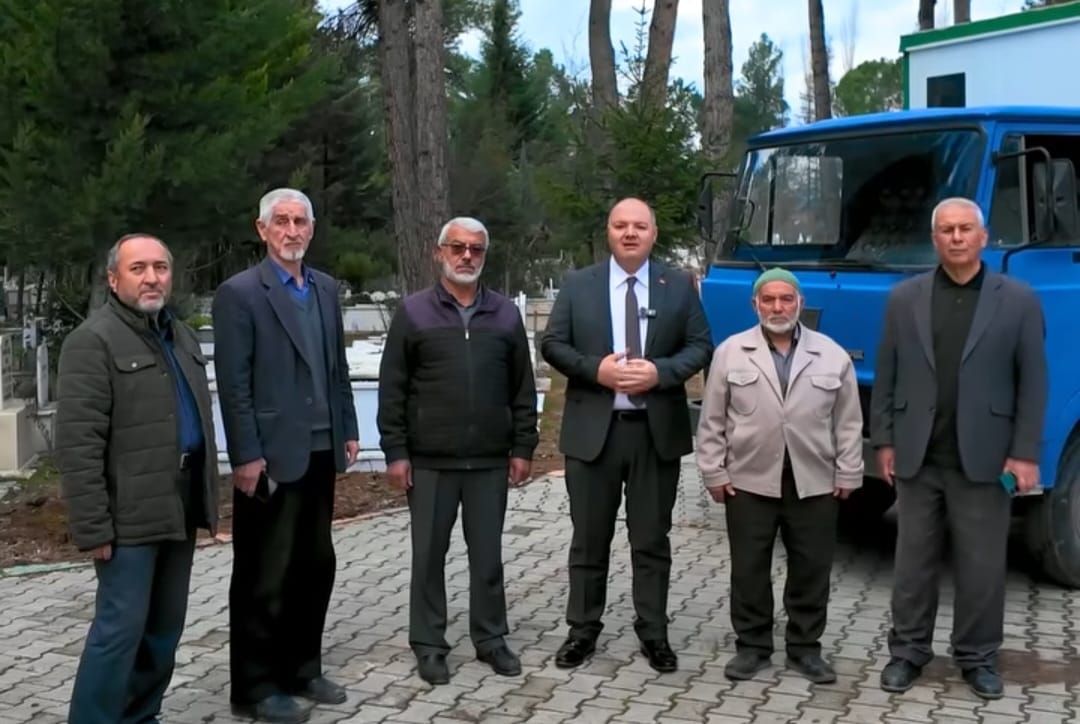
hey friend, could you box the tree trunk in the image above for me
[588,0,618,262]
[954,0,971,23]
[808,0,831,121]
[702,0,733,168]
[702,0,734,253]
[378,0,435,293]
[589,0,618,113]
[918,0,936,30]
[413,0,448,291]
[641,0,680,111]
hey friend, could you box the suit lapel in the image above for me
[644,261,665,356]
[915,273,936,371]
[260,260,315,372]
[962,273,1002,364]
[595,263,614,353]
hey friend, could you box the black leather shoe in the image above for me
[724,650,772,681]
[555,636,596,669]
[296,676,347,705]
[640,639,678,673]
[786,653,836,684]
[963,666,1004,700]
[231,694,312,724]
[880,658,923,693]
[477,645,522,676]
[417,653,450,685]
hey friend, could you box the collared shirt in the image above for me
[269,258,314,302]
[153,310,204,455]
[765,323,801,398]
[926,262,985,469]
[609,256,650,410]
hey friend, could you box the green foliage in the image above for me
[0,0,334,290]
[734,34,789,137]
[528,3,705,267]
[327,227,397,292]
[834,58,902,117]
[185,314,213,330]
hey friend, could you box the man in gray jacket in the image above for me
[871,197,1047,700]
[58,233,219,724]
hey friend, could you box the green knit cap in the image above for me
[752,267,801,295]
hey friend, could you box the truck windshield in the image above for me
[718,128,985,266]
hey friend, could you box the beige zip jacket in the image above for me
[696,324,863,499]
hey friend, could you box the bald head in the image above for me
[607,197,657,274]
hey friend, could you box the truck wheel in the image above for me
[1025,437,1080,588]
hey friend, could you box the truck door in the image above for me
[986,126,1080,487]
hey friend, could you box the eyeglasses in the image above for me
[439,242,487,257]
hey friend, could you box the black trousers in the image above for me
[725,467,837,657]
[889,465,1011,670]
[229,450,337,704]
[565,414,680,642]
[407,466,509,655]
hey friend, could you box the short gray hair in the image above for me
[438,217,489,247]
[931,197,984,230]
[258,188,315,224]
[106,233,172,273]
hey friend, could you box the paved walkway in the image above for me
[2,461,1079,723]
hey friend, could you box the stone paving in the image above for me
[2,460,1080,723]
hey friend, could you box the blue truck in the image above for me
[697,106,1080,586]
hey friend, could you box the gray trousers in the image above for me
[888,465,1011,670]
[408,466,509,656]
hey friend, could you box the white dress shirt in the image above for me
[609,256,650,410]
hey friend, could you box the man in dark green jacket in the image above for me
[57,233,219,724]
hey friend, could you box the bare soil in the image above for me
[0,374,569,569]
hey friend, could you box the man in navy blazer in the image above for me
[214,188,359,723]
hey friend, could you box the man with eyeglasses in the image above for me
[377,217,538,686]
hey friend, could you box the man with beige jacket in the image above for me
[696,268,863,684]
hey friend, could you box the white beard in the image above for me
[756,304,800,335]
[443,259,483,284]
[281,247,306,262]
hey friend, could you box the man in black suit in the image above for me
[214,188,360,723]
[871,197,1047,700]
[540,197,712,673]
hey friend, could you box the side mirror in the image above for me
[697,172,737,260]
[1033,159,1079,242]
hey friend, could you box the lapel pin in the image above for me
[659,276,667,285]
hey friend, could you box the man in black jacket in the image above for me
[377,217,538,686]
[58,233,219,724]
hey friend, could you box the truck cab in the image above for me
[699,106,1080,586]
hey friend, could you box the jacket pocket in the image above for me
[727,369,760,416]
[114,355,157,373]
[809,374,841,418]
[990,398,1015,418]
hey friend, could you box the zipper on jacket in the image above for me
[464,321,474,468]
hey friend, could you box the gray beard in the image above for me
[443,261,483,285]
